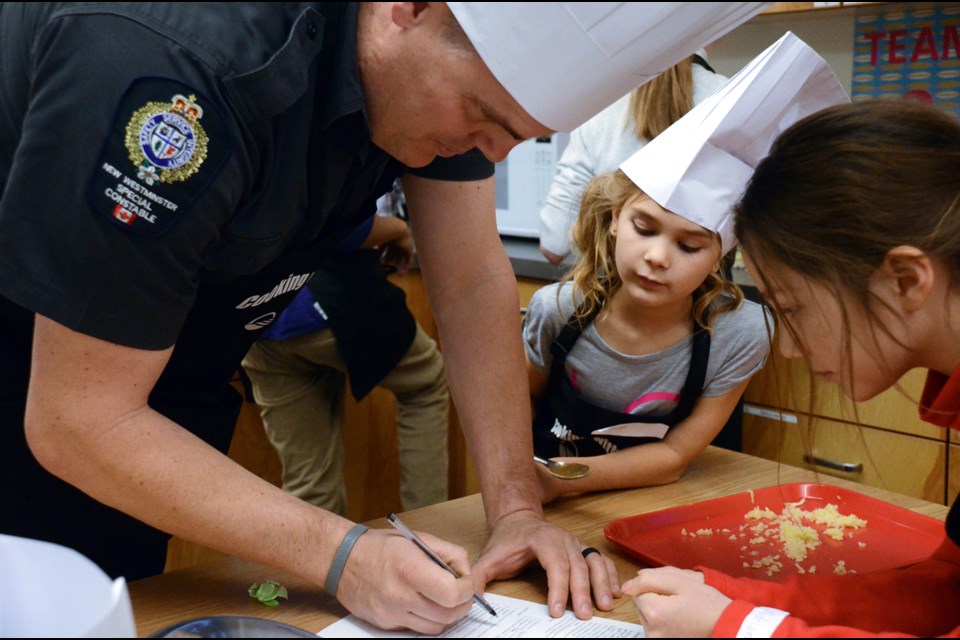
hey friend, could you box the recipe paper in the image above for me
[316,592,645,638]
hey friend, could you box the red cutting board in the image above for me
[604,483,944,581]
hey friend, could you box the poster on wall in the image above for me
[851,3,960,120]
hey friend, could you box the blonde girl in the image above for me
[523,168,770,504]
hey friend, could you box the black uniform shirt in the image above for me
[0,2,492,350]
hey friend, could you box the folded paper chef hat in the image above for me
[0,534,136,637]
[619,31,849,255]
[447,2,770,132]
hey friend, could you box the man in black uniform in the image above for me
[0,2,766,633]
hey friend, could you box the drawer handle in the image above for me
[803,454,863,474]
[743,404,798,424]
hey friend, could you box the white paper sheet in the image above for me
[316,592,645,638]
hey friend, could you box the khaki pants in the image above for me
[241,324,449,515]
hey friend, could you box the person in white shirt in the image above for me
[539,53,728,265]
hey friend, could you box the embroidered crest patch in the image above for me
[88,78,232,237]
[125,93,208,185]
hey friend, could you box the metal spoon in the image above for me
[534,456,591,480]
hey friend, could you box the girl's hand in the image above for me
[622,566,730,638]
[534,461,563,504]
[380,235,415,274]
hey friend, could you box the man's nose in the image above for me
[473,132,519,164]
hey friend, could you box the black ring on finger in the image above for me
[581,546,600,559]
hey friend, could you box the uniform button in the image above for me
[306,22,318,39]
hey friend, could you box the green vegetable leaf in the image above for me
[248,580,288,607]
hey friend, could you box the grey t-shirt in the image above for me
[524,282,771,415]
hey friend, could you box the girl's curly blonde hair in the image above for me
[560,169,744,329]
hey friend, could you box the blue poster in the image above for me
[852,4,960,119]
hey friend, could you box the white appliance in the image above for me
[494,133,568,238]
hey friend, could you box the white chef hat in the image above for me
[619,31,850,255]
[0,534,136,637]
[447,3,771,133]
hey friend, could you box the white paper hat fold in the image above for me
[447,2,771,132]
[0,534,136,637]
[619,31,850,254]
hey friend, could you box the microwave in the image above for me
[494,133,569,238]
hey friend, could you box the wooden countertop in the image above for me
[129,447,949,637]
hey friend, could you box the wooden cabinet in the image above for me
[743,412,946,504]
[744,353,942,439]
[743,350,952,504]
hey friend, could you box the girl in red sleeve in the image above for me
[622,99,960,638]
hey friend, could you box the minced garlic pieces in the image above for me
[729,500,868,574]
[778,520,821,562]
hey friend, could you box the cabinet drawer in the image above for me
[744,351,941,439]
[743,412,947,504]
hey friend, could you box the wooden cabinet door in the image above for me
[743,412,947,504]
[518,276,549,310]
[744,351,941,439]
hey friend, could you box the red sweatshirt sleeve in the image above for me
[702,537,960,637]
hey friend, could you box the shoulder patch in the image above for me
[87,78,233,237]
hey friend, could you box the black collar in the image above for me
[320,3,367,130]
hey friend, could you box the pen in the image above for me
[386,513,498,617]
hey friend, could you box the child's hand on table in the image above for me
[622,566,731,638]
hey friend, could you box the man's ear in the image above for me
[876,245,934,312]
[391,2,430,29]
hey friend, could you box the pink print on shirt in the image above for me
[625,391,680,414]
[569,369,582,392]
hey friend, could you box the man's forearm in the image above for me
[429,264,542,525]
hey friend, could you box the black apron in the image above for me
[532,314,710,459]
[306,249,417,401]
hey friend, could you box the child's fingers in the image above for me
[622,566,702,596]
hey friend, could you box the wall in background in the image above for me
[709,8,857,92]
[709,2,960,100]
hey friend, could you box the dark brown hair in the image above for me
[736,99,960,391]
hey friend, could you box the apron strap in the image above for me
[550,317,585,363]
[672,328,710,420]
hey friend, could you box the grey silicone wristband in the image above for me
[324,523,369,597]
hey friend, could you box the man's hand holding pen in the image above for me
[331,522,475,634]
[388,513,498,617]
